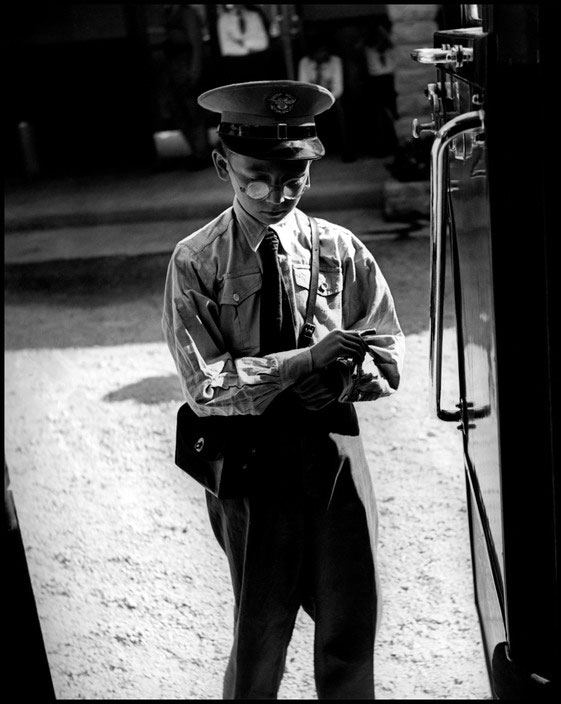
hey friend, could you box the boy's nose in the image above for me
[266,186,286,204]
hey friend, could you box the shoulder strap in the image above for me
[298,216,320,348]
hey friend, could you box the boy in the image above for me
[162,80,405,699]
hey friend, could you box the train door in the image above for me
[411,5,558,699]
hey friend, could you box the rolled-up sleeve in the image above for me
[338,234,405,402]
[162,244,312,417]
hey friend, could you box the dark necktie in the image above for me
[259,229,295,355]
[236,8,246,34]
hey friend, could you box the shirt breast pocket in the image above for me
[293,265,343,325]
[218,272,262,353]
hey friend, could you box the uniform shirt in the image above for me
[365,46,397,77]
[217,7,269,57]
[297,55,344,100]
[162,198,405,417]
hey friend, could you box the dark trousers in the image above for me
[165,51,210,162]
[315,99,355,161]
[206,430,378,699]
[364,75,399,157]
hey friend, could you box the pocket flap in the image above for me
[294,266,343,296]
[219,272,262,305]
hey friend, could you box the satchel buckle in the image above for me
[194,437,205,452]
[299,322,316,347]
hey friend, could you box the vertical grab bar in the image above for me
[429,110,485,421]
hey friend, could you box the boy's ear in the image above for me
[212,150,230,182]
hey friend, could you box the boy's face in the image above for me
[213,149,311,226]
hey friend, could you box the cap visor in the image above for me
[220,136,325,161]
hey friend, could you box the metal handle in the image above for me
[430,110,485,421]
[412,118,436,139]
[411,45,474,68]
[411,47,457,64]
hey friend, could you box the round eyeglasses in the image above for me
[226,161,310,201]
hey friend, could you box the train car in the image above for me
[411,4,558,699]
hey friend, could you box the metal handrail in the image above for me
[429,109,485,421]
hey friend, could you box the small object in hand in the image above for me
[359,328,377,342]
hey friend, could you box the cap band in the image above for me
[219,122,317,140]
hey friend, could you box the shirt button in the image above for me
[233,293,240,302]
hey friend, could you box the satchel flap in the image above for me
[175,402,261,499]
[176,402,224,461]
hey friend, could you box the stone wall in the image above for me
[380,5,440,220]
[388,4,441,142]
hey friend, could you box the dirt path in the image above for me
[4,231,492,699]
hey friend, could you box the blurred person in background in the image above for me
[216,4,273,84]
[297,34,354,162]
[161,4,212,169]
[363,23,398,158]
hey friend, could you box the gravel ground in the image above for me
[4,229,492,700]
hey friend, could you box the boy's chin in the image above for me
[255,205,297,224]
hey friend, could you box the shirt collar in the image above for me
[233,197,299,253]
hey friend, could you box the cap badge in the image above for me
[267,91,296,115]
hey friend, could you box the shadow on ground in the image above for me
[103,375,184,405]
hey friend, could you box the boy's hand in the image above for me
[310,330,368,370]
[293,368,342,410]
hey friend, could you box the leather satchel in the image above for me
[174,216,320,498]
